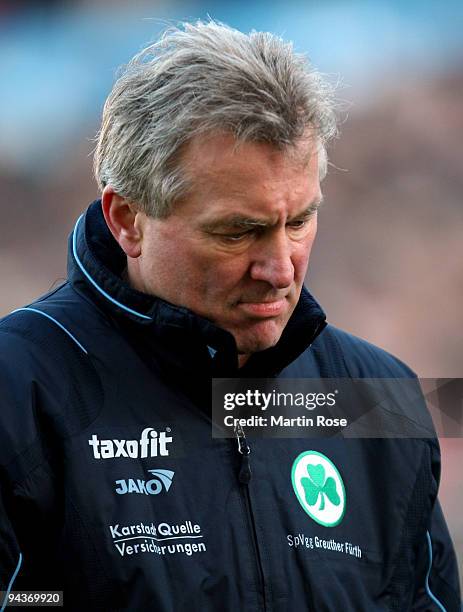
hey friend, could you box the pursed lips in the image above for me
[236,297,288,317]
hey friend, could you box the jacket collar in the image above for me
[68,200,327,377]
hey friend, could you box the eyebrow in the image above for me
[201,196,324,232]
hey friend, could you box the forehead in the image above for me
[176,132,321,221]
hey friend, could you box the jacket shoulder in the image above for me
[0,285,103,469]
[0,286,87,364]
[311,324,417,378]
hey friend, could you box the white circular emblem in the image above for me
[291,450,346,527]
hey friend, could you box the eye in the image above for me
[287,218,309,229]
[218,230,253,242]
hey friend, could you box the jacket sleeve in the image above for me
[0,326,61,598]
[0,333,32,610]
[412,495,461,611]
[0,330,33,601]
[0,486,23,607]
[405,377,461,610]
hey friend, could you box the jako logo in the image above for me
[88,428,173,459]
[115,469,175,496]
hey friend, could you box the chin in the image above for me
[234,320,284,355]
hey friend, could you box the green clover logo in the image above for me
[301,463,341,511]
[291,451,346,526]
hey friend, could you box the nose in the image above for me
[249,230,294,290]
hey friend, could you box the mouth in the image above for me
[236,298,287,318]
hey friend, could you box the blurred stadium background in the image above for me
[1,0,462,584]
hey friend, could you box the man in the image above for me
[0,20,460,611]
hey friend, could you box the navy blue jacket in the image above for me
[0,201,460,611]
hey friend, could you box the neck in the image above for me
[238,353,250,368]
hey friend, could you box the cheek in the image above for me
[293,240,314,281]
[293,255,310,284]
[199,256,251,297]
[139,230,193,298]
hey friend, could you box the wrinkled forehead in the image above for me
[168,129,321,224]
[179,129,319,187]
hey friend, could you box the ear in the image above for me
[101,186,143,258]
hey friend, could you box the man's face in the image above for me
[132,132,322,361]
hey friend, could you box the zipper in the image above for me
[235,423,252,484]
[234,424,268,611]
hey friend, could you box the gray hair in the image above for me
[94,20,338,217]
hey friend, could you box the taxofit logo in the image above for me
[291,450,346,527]
[115,469,175,495]
[88,427,173,459]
